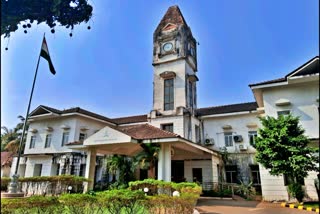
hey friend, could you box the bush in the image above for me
[1,177,11,191]
[59,193,97,214]
[145,193,197,214]
[1,196,61,214]
[288,183,305,203]
[202,189,232,197]
[96,189,147,214]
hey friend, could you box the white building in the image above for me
[10,5,319,201]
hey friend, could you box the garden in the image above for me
[1,177,202,214]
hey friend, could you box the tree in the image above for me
[1,115,28,154]
[254,114,319,202]
[105,155,135,186]
[1,0,93,38]
[134,143,160,179]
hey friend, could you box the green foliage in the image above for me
[1,116,27,153]
[146,194,198,214]
[288,183,305,203]
[1,180,201,214]
[1,177,11,191]
[1,196,61,214]
[133,143,160,178]
[96,189,146,214]
[105,155,136,185]
[129,179,202,196]
[255,114,319,180]
[1,0,93,38]
[236,180,256,200]
[202,189,232,197]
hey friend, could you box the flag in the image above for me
[40,37,56,75]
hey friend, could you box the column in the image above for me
[157,143,171,181]
[83,148,96,192]
[211,155,219,183]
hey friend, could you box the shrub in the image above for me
[1,177,11,191]
[1,196,61,214]
[59,193,97,214]
[288,183,305,203]
[96,189,147,214]
[145,194,197,214]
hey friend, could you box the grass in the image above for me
[302,202,319,209]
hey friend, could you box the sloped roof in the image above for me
[116,123,180,140]
[112,114,148,125]
[155,5,187,33]
[196,102,258,116]
[29,105,115,124]
[249,56,319,87]
[1,152,13,167]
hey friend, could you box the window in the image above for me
[79,133,87,141]
[29,136,36,149]
[225,165,238,184]
[250,165,261,185]
[161,124,173,133]
[164,78,174,110]
[44,134,52,148]
[248,131,257,146]
[33,164,42,176]
[56,164,60,175]
[61,132,70,146]
[79,164,86,177]
[224,132,233,147]
[195,125,200,143]
[277,110,290,117]
[188,81,193,108]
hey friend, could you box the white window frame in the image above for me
[29,135,36,149]
[44,134,52,148]
[224,132,233,147]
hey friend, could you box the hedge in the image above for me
[1,175,90,196]
[1,180,201,214]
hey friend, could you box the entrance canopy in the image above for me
[67,123,217,158]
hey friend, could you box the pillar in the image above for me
[84,148,96,192]
[157,143,171,181]
[211,155,219,183]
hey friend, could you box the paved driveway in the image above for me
[196,198,312,214]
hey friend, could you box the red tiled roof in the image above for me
[155,5,187,33]
[117,124,180,140]
[196,102,258,116]
[112,114,148,125]
[1,152,13,167]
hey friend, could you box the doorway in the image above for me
[171,160,185,182]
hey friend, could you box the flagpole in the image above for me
[8,33,45,194]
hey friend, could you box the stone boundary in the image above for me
[281,202,319,212]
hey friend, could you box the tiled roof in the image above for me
[155,5,187,32]
[117,124,180,140]
[1,152,13,167]
[30,105,115,124]
[112,114,148,125]
[196,102,258,116]
[249,56,319,87]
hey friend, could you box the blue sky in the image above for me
[1,0,319,129]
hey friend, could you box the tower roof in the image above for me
[155,5,187,32]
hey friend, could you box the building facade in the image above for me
[10,6,319,201]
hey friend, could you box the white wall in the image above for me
[202,112,260,153]
[24,116,107,154]
[184,160,212,183]
[263,82,319,139]
[150,115,185,137]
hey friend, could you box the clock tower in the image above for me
[150,5,200,141]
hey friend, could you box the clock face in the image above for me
[163,42,173,52]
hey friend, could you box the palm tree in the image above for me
[1,115,28,154]
[134,143,160,179]
[105,155,135,184]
